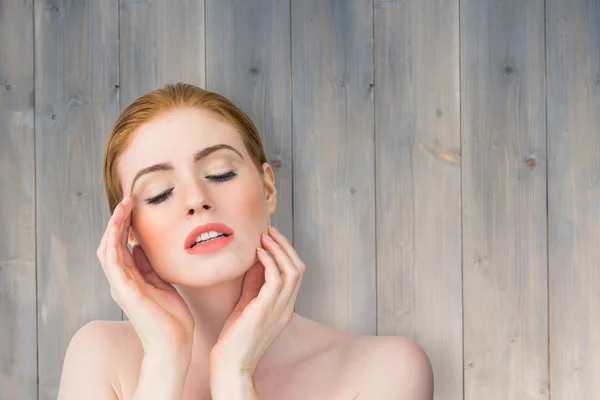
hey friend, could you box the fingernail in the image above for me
[262,233,274,242]
[269,226,278,234]
[257,247,267,254]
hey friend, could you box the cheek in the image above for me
[131,207,174,252]
[229,180,267,220]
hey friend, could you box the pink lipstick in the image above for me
[184,222,234,255]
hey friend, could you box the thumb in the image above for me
[131,245,154,277]
[234,260,265,312]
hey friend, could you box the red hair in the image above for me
[103,83,267,213]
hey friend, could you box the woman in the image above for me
[57,83,433,399]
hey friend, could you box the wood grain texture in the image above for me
[34,1,121,398]
[461,0,549,398]
[205,0,292,242]
[291,0,376,334]
[119,0,206,108]
[1,0,599,397]
[374,0,462,398]
[0,1,36,399]
[547,0,600,398]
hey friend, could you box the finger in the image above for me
[131,244,156,278]
[242,261,265,297]
[145,271,178,293]
[260,233,294,276]
[110,206,142,283]
[100,201,125,267]
[267,226,304,267]
[234,261,265,312]
[261,233,300,307]
[98,200,123,261]
[130,244,176,294]
[103,212,131,289]
[254,247,283,309]
[285,271,304,313]
[97,228,109,262]
[119,195,134,247]
[264,227,306,310]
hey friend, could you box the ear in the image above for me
[262,162,277,216]
[128,229,138,246]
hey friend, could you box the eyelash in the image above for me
[146,171,238,205]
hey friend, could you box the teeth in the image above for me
[195,231,225,244]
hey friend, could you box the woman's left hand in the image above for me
[209,225,306,379]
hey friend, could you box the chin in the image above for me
[156,248,259,287]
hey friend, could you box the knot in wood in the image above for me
[270,159,282,170]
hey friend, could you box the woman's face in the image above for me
[118,107,276,286]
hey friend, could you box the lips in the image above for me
[184,222,234,249]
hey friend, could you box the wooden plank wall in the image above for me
[374,1,462,398]
[0,1,598,399]
[547,0,600,398]
[33,1,121,398]
[291,0,377,334]
[461,0,549,398]
[0,1,36,399]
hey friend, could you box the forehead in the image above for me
[118,108,246,183]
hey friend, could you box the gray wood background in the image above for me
[0,0,598,399]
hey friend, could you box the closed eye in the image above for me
[207,170,237,183]
[147,188,174,205]
[145,171,237,205]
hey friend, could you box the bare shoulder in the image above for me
[346,335,434,400]
[58,320,143,400]
[284,316,432,399]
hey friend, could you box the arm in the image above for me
[357,337,434,400]
[89,194,195,399]
[210,371,259,400]
[207,226,306,400]
[130,350,191,400]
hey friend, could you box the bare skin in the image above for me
[57,107,433,399]
[100,315,365,399]
[61,314,431,400]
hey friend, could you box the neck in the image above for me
[175,277,245,355]
[174,278,310,373]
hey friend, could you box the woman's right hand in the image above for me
[97,195,195,356]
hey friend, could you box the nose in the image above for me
[182,178,213,217]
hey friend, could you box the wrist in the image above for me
[209,349,256,377]
[131,351,191,400]
[146,344,191,363]
[210,370,256,399]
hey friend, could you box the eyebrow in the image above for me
[129,144,243,193]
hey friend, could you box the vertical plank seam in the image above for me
[117,0,121,117]
[118,0,126,323]
[33,0,39,397]
[117,0,121,133]
[204,0,207,88]
[289,0,295,311]
[289,0,294,247]
[371,0,378,336]
[458,0,465,398]
[544,0,551,397]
